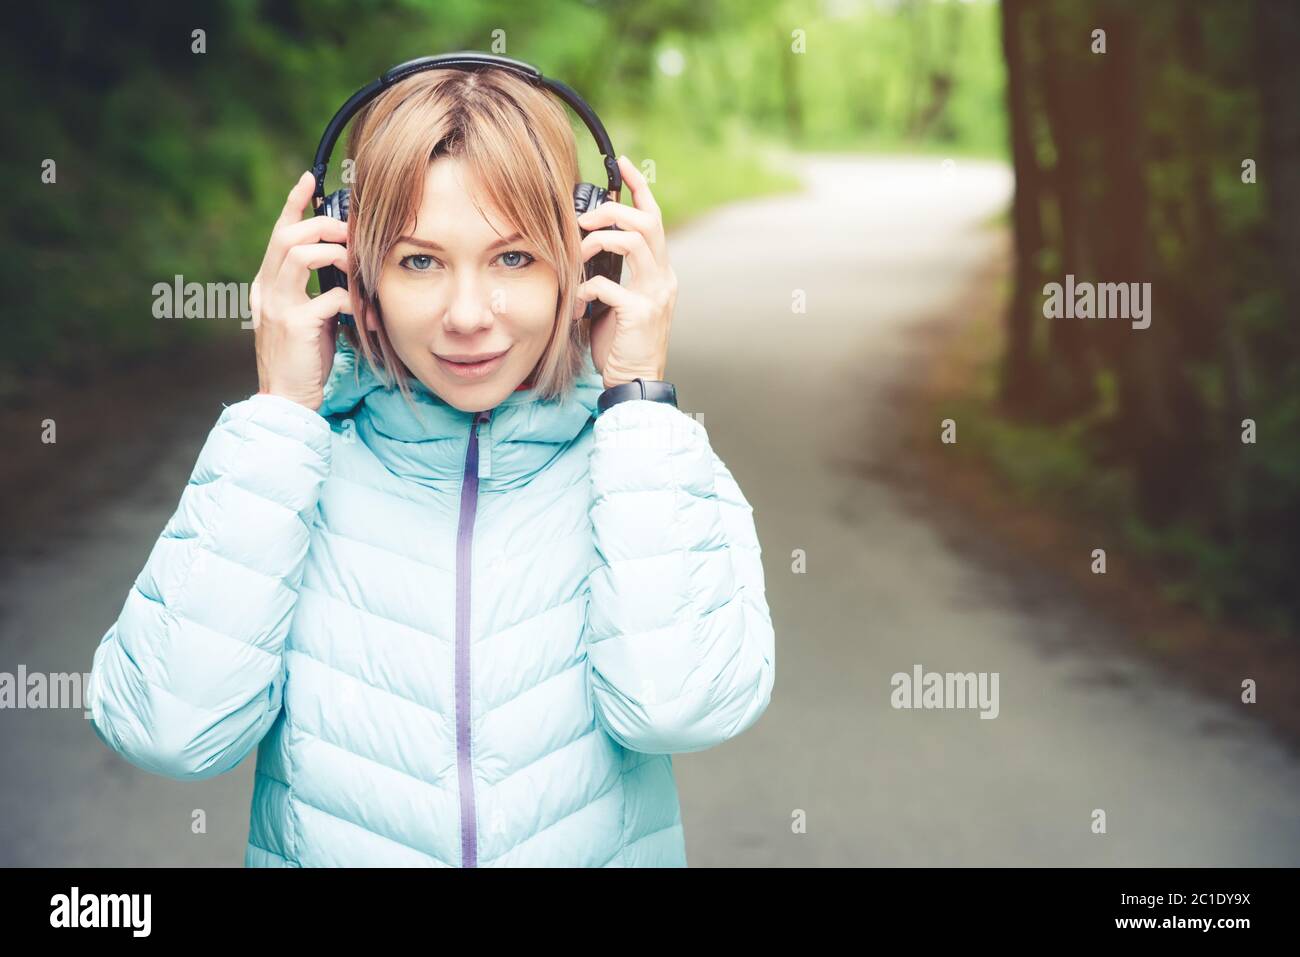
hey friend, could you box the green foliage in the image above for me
[950,395,1133,517]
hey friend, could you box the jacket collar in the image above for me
[319,332,602,492]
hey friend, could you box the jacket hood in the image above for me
[318,331,603,492]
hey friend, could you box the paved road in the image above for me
[2,155,1298,866]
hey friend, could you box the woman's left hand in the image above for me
[576,155,676,389]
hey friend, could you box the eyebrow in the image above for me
[395,232,524,252]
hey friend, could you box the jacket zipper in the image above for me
[455,407,492,867]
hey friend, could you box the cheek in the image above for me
[496,270,560,329]
[375,269,430,339]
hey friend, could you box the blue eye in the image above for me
[497,251,535,269]
[400,254,436,271]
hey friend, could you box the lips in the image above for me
[438,348,510,364]
[435,346,511,380]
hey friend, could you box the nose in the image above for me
[442,270,498,334]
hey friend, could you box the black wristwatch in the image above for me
[597,378,678,414]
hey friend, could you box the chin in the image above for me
[431,373,517,413]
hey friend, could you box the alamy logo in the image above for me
[1042,273,1152,329]
[49,887,151,937]
[152,275,253,326]
[0,666,93,717]
[890,664,1000,719]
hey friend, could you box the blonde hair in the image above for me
[340,66,593,404]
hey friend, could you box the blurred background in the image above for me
[1,0,1297,866]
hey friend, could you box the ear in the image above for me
[358,296,381,332]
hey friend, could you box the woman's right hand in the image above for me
[251,170,353,412]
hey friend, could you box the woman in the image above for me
[87,65,775,867]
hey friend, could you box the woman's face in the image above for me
[371,155,559,412]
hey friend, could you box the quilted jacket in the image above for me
[87,334,775,866]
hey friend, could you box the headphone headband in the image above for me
[311,50,622,209]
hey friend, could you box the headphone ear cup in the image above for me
[573,182,623,322]
[319,188,354,327]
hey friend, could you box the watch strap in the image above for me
[597,378,678,414]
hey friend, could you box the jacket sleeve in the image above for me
[87,392,331,781]
[584,398,776,754]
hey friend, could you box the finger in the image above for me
[260,171,317,277]
[297,285,353,323]
[579,198,656,234]
[277,171,317,229]
[263,215,349,283]
[273,243,350,297]
[578,200,665,261]
[616,155,663,222]
[580,229,654,282]
[576,274,637,313]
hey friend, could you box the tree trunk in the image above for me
[1037,0,1099,420]
[998,0,1043,413]
[1255,0,1300,343]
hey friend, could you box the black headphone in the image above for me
[310,50,624,327]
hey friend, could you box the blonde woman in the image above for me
[87,57,775,867]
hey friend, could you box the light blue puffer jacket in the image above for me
[87,334,775,866]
